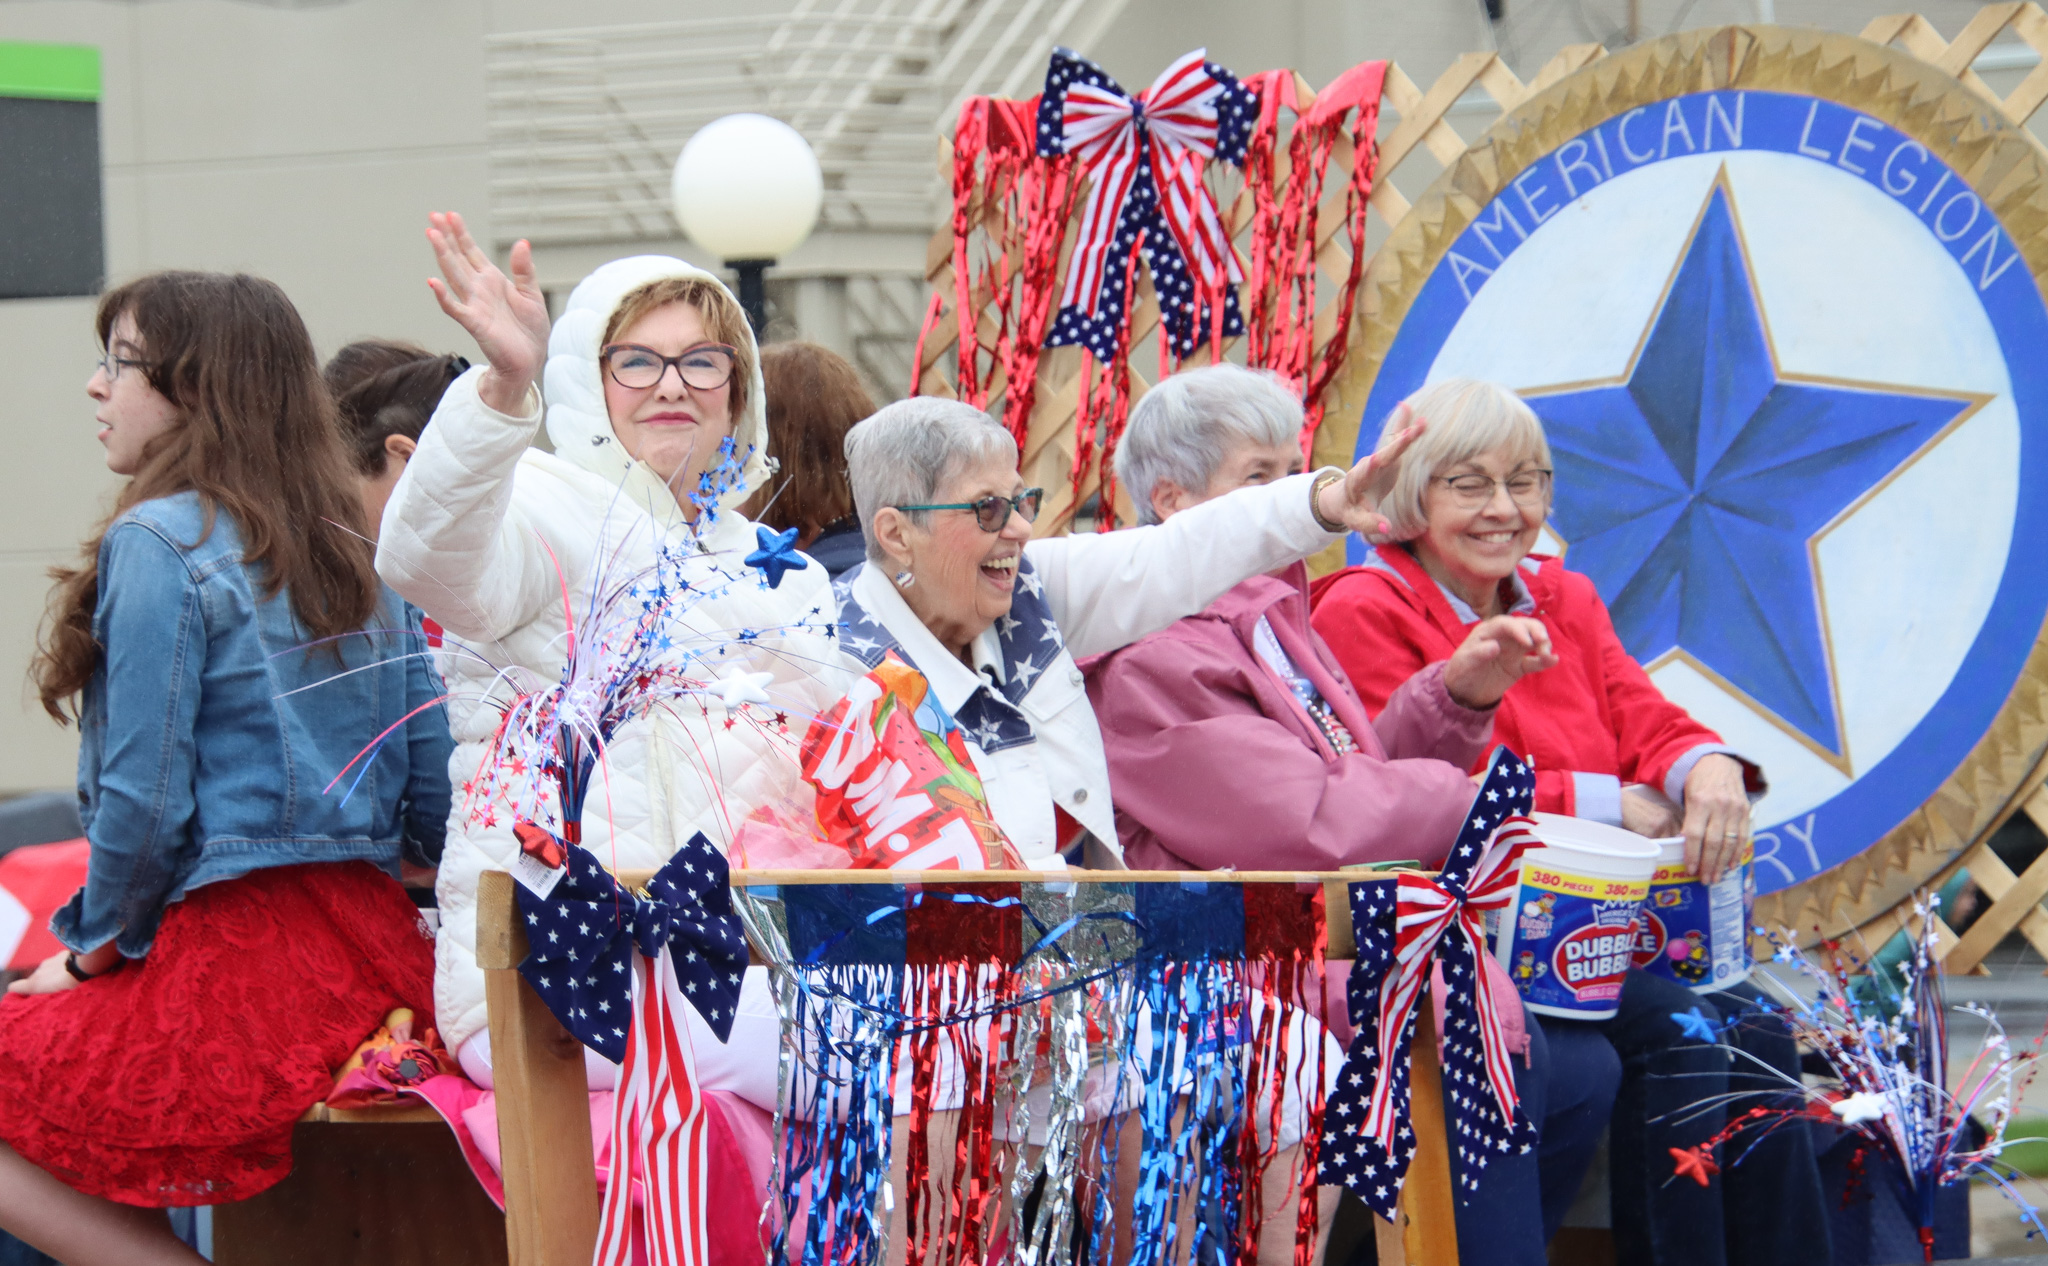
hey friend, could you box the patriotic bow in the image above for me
[1036,47,1256,358]
[1320,748,1542,1217]
[515,831,747,1063]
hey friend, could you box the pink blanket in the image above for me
[407,1075,777,1262]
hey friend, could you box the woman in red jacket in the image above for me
[1310,378,1824,1266]
[1311,377,1753,881]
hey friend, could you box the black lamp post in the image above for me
[729,258,773,333]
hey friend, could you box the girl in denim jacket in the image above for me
[0,271,454,1265]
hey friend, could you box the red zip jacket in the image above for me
[1309,545,1747,819]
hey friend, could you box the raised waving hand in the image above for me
[425,212,551,415]
[1314,402,1427,542]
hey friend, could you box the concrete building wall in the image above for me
[0,0,2023,792]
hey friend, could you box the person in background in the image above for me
[0,271,451,1266]
[324,341,470,893]
[324,340,469,534]
[1086,364,1615,1266]
[740,341,873,576]
[1309,377,1826,1266]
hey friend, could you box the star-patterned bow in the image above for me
[1036,47,1256,358]
[1320,747,1542,1217]
[745,524,810,590]
[834,559,1066,755]
[515,831,747,1062]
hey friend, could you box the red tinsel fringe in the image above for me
[918,59,1389,524]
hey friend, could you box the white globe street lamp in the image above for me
[671,113,824,332]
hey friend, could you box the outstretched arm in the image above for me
[376,213,563,643]
[1031,416,1426,658]
[1093,643,1477,871]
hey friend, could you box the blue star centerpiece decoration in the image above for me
[744,524,810,590]
[1524,170,1982,762]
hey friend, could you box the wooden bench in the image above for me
[210,1100,509,1265]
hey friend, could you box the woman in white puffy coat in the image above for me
[375,214,848,1102]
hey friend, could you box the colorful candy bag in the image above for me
[799,653,1019,870]
[326,1007,454,1108]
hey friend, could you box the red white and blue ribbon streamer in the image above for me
[1035,46,1256,358]
[597,946,712,1266]
[1320,748,1542,1217]
[515,834,747,1263]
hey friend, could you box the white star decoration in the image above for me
[713,668,774,711]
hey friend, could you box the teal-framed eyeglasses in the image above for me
[895,488,1044,532]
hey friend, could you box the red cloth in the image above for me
[1309,546,1725,815]
[0,839,90,971]
[1084,564,1490,873]
[0,861,433,1206]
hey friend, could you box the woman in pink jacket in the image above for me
[1085,365,1617,1266]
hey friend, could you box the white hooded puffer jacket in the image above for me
[377,256,850,1063]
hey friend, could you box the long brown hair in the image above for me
[34,271,378,722]
[750,342,872,539]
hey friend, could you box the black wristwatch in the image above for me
[62,952,101,982]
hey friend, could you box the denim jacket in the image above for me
[53,492,454,958]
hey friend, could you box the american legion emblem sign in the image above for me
[1319,25,2048,936]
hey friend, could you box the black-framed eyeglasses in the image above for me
[895,488,1044,532]
[1434,469,1552,509]
[96,353,151,383]
[600,342,738,392]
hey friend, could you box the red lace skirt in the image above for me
[0,861,434,1207]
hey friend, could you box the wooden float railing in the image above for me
[475,866,1461,1266]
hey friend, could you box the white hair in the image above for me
[1375,378,1552,541]
[845,397,1019,563]
[1115,364,1304,525]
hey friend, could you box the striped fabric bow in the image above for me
[1036,47,1255,358]
[1321,748,1542,1218]
[514,834,747,1266]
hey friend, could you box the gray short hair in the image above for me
[1374,378,1552,542]
[1115,364,1304,525]
[845,397,1019,563]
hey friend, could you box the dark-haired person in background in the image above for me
[324,339,468,534]
[0,273,451,1265]
[740,341,873,576]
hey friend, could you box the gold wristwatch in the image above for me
[1309,467,1348,533]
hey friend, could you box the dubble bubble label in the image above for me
[1496,858,1650,1019]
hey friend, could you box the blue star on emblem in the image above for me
[744,525,810,590]
[1524,172,1981,760]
